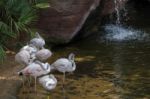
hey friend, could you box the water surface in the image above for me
[18,25,150,99]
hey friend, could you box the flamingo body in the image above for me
[51,53,76,84]
[52,58,75,73]
[18,62,51,77]
[15,50,30,66]
[39,74,57,91]
[36,49,52,61]
[30,32,45,49]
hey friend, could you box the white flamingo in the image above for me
[38,74,57,91]
[15,50,30,66]
[51,53,76,84]
[36,49,52,62]
[30,32,45,49]
[20,44,38,63]
[18,61,51,91]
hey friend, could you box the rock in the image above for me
[37,0,100,43]
[37,0,128,44]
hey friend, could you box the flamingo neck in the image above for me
[70,60,76,71]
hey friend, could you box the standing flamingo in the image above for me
[18,61,51,91]
[51,53,76,84]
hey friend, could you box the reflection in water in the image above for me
[112,44,124,97]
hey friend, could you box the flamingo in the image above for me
[36,48,52,62]
[20,44,38,63]
[38,74,57,91]
[18,61,51,91]
[15,50,30,66]
[30,32,45,50]
[51,53,76,84]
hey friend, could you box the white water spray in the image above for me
[103,24,149,41]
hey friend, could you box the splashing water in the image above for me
[103,24,149,42]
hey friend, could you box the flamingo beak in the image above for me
[18,72,23,76]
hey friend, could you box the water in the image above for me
[102,24,149,42]
[18,1,150,99]
[18,24,150,98]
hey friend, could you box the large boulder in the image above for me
[37,0,128,44]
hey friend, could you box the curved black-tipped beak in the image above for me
[18,72,23,76]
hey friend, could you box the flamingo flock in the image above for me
[15,32,76,92]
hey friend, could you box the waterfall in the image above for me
[114,0,121,25]
[113,0,128,25]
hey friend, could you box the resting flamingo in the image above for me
[38,74,57,91]
[30,32,45,50]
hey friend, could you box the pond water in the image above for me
[18,25,150,99]
[18,1,150,99]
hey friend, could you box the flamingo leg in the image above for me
[63,72,66,86]
[47,93,50,99]
[62,84,66,99]
[22,76,25,93]
[34,77,37,93]
[27,76,32,93]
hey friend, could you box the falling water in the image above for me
[114,0,121,25]
[113,0,128,25]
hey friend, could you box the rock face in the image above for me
[37,0,128,44]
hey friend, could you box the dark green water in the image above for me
[19,28,150,99]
